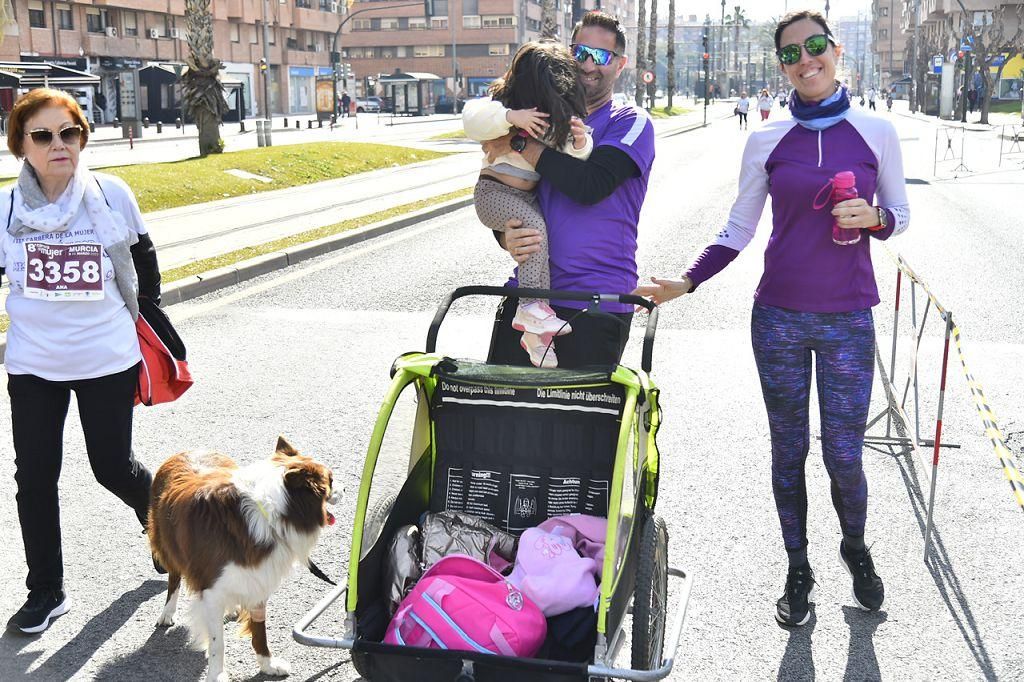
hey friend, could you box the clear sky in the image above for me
[675,0,873,23]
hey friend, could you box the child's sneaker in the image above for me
[520,332,558,368]
[512,301,572,336]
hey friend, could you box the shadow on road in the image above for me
[0,579,165,679]
[886,436,998,680]
[777,610,816,681]
[95,624,205,681]
[841,605,887,681]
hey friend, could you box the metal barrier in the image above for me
[998,124,1024,168]
[933,125,971,177]
[868,247,1024,561]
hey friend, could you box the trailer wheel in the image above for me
[631,511,669,671]
[362,493,397,551]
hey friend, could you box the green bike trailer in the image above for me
[294,287,693,681]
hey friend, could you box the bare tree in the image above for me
[0,0,11,43]
[647,0,658,107]
[667,0,675,110]
[635,0,647,106]
[541,0,558,40]
[957,4,1024,124]
[182,0,229,156]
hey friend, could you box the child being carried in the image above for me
[463,41,593,368]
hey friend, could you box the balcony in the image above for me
[83,32,160,59]
[291,6,341,31]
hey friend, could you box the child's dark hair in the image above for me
[774,10,834,51]
[489,41,586,147]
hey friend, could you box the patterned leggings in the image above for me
[474,176,548,306]
[751,303,875,550]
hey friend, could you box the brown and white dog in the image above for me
[148,437,339,682]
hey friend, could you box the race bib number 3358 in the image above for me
[23,242,105,301]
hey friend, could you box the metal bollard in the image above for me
[307,120,313,129]
[264,119,273,147]
[256,119,265,147]
[295,120,300,129]
[156,121,162,133]
[318,119,323,128]
[142,117,149,128]
[283,117,288,127]
[175,117,182,129]
[88,121,95,133]
[239,120,246,133]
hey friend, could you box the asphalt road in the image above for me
[1,107,1023,681]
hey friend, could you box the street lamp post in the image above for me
[330,1,424,124]
[261,0,271,121]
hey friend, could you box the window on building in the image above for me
[878,28,888,39]
[249,23,258,43]
[488,44,509,56]
[352,19,372,30]
[287,37,299,49]
[381,46,395,58]
[86,7,103,32]
[28,0,46,28]
[527,18,540,31]
[268,26,275,44]
[433,0,448,16]
[397,45,408,57]
[463,0,478,14]
[164,14,173,34]
[463,15,481,28]
[414,44,444,57]
[482,15,515,28]
[295,0,312,8]
[56,3,73,29]
[124,11,138,36]
[408,16,426,29]
[381,18,399,30]
[430,16,448,29]
[230,22,240,42]
[973,11,993,26]
[879,7,888,17]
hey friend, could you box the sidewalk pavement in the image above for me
[0,102,731,360]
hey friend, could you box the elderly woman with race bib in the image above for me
[0,88,162,635]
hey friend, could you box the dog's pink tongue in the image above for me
[327,511,336,525]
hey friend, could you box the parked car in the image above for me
[435,96,466,114]
[356,96,382,113]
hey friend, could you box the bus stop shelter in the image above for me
[379,70,441,116]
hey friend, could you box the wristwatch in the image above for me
[510,131,528,153]
[872,206,889,231]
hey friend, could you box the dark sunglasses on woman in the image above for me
[26,125,83,148]
[776,34,835,66]
[572,44,620,67]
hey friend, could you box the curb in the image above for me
[0,193,473,364]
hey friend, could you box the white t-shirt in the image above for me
[758,95,774,111]
[1,173,144,381]
[736,97,752,113]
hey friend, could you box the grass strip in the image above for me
[648,106,693,119]
[0,186,473,334]
[430,130,468,140]
[161,186,473,283]
[102,142,448,213]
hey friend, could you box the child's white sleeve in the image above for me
[562,132,593,160]
[462,98,512,141]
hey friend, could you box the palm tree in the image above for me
[726,5,750,73]
[667,0,675,110]
[182,0,229,156]
[635,0,647,106]
[540,0,558,40]
[646,0,658,106]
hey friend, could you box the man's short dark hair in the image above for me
[571,10,627,54]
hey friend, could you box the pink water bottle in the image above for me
[830,171,861,246]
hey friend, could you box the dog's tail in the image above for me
[237,609,255,639]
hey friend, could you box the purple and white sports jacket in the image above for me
[689,108,910,313]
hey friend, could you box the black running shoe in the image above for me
[7,588,70,634]
[776,562,815,626]
[840,542,885,611]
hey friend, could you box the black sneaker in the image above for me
[7,588,70,634]
[840,542,885,611]
[776,562,815,626]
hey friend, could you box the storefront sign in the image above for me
[315,77,334,114]
[100,57,144,70]
[21,55,87,70]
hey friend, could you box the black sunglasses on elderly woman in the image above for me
[26,125,83,148]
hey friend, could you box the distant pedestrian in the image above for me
[777,88,788,107]
[967,87,978,114]
[758,88,773,121]
[885,90,893,112]
[340,91,351,118]
[735,90,751,129]
[94,91,107,125]
[635,9,909,630]
[867,86,877,110]
[1,88,163,635]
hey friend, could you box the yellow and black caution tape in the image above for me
[951,324,1024,512]
[882,245,1024,513]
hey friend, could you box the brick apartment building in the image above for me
[872,0,907,88]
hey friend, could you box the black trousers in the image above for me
[7,364,151,592]
[486,296,632,368]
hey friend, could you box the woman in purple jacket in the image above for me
[635,10,909,627]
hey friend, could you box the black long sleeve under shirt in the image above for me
[534,144,640,206]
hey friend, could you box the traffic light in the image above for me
[258,58,268,73]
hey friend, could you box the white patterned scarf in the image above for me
[10,162,141,319]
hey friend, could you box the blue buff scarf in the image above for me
[788,82,851,131]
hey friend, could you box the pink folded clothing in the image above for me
[537,515,608,576]
[508,525,601,617]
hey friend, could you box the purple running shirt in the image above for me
[534,100,656,313]
[692,108,910,312]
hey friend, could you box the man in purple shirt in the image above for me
[483,11,656,368]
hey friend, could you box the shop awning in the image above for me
[0,62,99,88]
[379,71,442,83]
[145,63,244,89]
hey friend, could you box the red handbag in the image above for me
[135,298,193,406]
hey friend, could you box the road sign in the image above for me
[932,55,943,74]
[641,70,655,85]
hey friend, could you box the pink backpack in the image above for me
[384,554,546,657]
